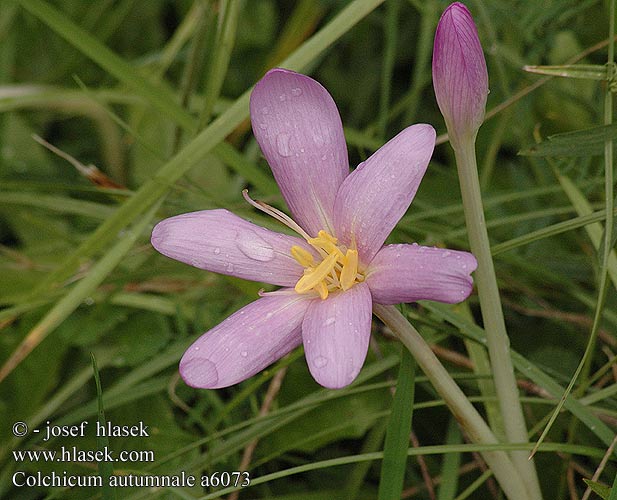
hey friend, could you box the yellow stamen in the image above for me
[314,280,329,300]
[291,245,314,267]
[295,252,338,294]
[339,249,359,291]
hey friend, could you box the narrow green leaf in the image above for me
[91,353,116,500]
[609,471,617,500]
[437,418,462,500]
[377,347,415,500]
[523,64,609,80]
[584,478,611,499]
[519,123,617,157]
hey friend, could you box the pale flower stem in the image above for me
[373,304,530,500]
[452,139,543,500]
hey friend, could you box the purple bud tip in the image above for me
[432,2,489,145]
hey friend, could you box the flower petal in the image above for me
[366,244,477,305]
[180,293,311,388]
[333,124,436,265]
[302,282,372,389]
[151,209,309,286]
[250,68,349,236]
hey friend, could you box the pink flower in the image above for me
[432,2,489,144]
[151,69,477,389]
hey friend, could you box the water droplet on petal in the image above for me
[266,312,273,319]
[278,94,286,101]
[236,230,275,262]
[276,133,293,157]
[258,122,267,130]
[324,317,335,327]
[291,87,302,97]
[226,263,234,272]
[214,247,221,255]
[442,251,451,258]
[412,242,419,247]
[314,356,328,368]
[261,106,270,115]
[240,351,248,358]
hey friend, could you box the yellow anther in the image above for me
[308,234,344,259]
[292,228,363,299]
[295,252,338,294]
[314,280,329,300]
[317,230,338,244]
[339,249,358,291]
[291,245,314,267]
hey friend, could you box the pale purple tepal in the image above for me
[151,68,477,389]
[432,2,489,144]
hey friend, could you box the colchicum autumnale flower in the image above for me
[432,2,489,145]
[151,69,477,389]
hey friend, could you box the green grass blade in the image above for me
[91,353,116,500]
[437,418,462,500]
[377,347,415,500]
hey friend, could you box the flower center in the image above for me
[241,190,364,300]
[291,230,363,300]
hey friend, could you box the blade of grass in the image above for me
[91,353,116,500]
[198,0,240,128]
[437,418,463,500]
[377,346,416,500]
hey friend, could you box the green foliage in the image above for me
[2,0,617,499]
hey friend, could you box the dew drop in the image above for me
[442,251,451,258]
[83,297,94,306]
[214,247,221,255]
[240,351,248,358]
[291,87,302,97]
[226,262,234,272]
[278,94,286,101]
[276,133,293,157]
[411,242,419,247]
[321,154,327,161]
[266,312,273,319]
[236,230,275,262]
[261,106,270,115]
[324,317,335,327]
[190,259,201,267]
[258,122,267,130]
[314,356,328,368]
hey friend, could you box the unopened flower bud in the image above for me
[432,2,489,146]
